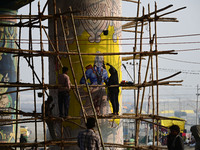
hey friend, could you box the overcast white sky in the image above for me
[18,0,200,112]
[122,0,200,103]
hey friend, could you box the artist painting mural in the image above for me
[49,0,123,147]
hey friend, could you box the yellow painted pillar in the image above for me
[49,0,123,148]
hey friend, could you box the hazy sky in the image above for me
[18,0,200,111]
[122,0,200,103]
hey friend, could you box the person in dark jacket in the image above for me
[190,125,200,150]
[105,63,119,115]
[167,125,184,150]
[41,96,57,140]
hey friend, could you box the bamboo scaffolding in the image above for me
[14,42,49,96]
[0,0,185,149]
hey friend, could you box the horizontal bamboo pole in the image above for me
[122,23,148,29]
[0,23,48,28]
[0,79,183,90]
[122,55,145,61]
[122,0,139,4]
[0,141,167,149]
[158,6,186,18]
[0,113,185,123]
[0,87,39,96]
[0,14,178,22]
[157,71,181,82]
[122,30,142,33]
[0,47,177,56]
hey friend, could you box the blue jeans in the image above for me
[58,91,70,117]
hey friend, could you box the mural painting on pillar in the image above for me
[0,9,17,142]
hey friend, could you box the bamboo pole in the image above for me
[28,2,38,146]
[61,120,64,150]
[0,14,179,22]
[14,17,22,149]
[122,0,139,3]
[154,2,160,147]
[158,6,186,18]
[147,4,156,147]
[139,5,152,115]
[122,30,142,33]
[0,87,40,96]
[0,114,185,124]
[0,79,183,90]
[0,141,168,149]
[134,0,140,147]
[53,0,60,70]
[136,6,145,148]
[41,0,49,14]
[0,46,177,56]
[38,2,47,150]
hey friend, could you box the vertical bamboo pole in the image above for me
[135,6,145,148]
[29,2,38,146]
[14,17,22,149]
[53,0,60,71]
[154,2,159,146]
[69,6,105,150]
[151,20,156,150]
[59,9,87,123]
[61,120,64,150]
[38,2,46,150]
[52,2,63,147]
[146,75,152,145]
[146,4,156,146]
[134,0,140,147]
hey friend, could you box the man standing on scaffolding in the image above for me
[58,66,71,117]
[105,63,119,115]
